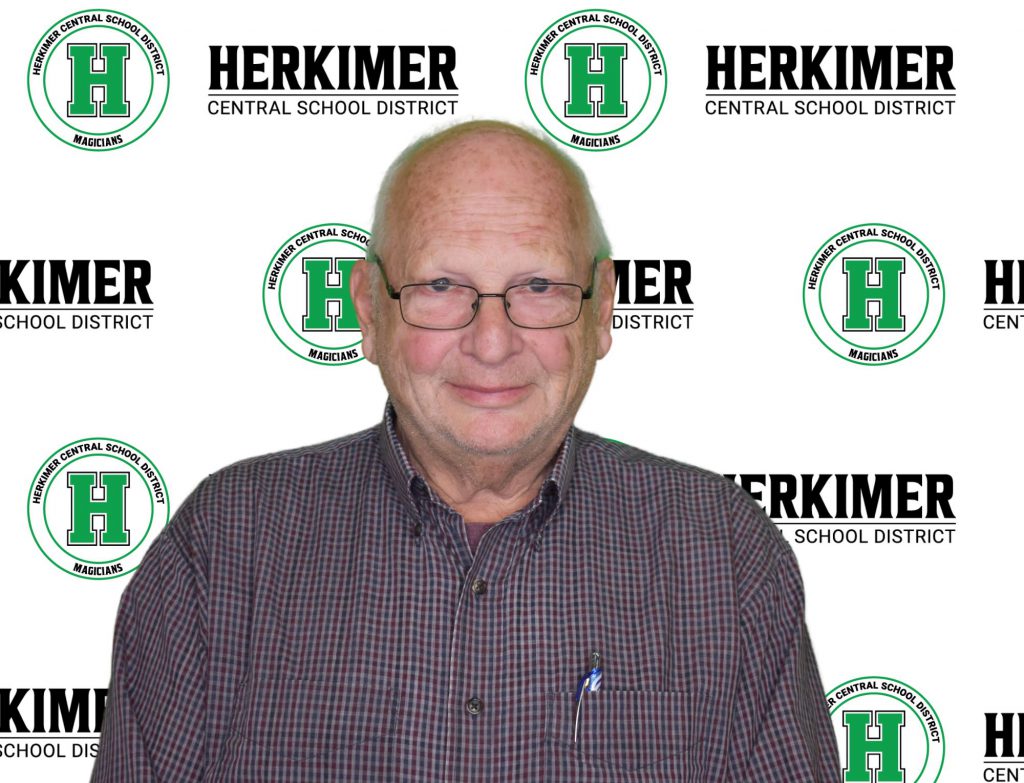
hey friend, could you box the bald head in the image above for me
[368,121,610,266]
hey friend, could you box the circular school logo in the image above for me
[27,438,169,580]
[524,10,666,151]
[27,10,169,150]
[803,223,944,365]
[262,223,369,366]
[827,676,944,783]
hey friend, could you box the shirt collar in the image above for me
[378,400,576,539]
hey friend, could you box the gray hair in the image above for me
[366,120,611,267]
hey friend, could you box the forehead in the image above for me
[387,133,589,274]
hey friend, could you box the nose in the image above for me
[461,294,521,364]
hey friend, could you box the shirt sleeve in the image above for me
[91,498,209,782]
[726,499,842,782]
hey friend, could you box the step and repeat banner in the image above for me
[1,0,1021,780]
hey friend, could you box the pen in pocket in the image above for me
[573,651,602,744]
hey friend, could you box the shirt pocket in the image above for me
[544,689,693,780]
[210,676,400,781]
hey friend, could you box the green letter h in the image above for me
[843,257,905,331]
[66,43,130,117]
[303,257,359,331]
[67,472,130,546]
[564,43,627,118]
[843,710,905,782]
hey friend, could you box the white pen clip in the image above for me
[573,651,602,744]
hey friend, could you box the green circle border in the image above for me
[43,452,154,564]
[26,437,170,580]
[524,9,667,152]
[817,239,929,351]
[826,675,945,783]
[262,222,370,366]
[43,23,154,136]
[802,223,945,366]
[27,9,170,152]
[539,23,651,137]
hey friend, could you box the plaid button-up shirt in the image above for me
[92,406,840,782]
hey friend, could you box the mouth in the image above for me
[447,382,532,407]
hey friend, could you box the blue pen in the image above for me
[573,651,602,743]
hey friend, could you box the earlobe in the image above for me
[351,259,379,364]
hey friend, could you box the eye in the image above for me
[527,278,552,293]
[427,278,453,293]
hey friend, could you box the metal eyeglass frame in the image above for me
[369,255,599,330]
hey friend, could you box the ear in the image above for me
[595,257,614,359]
[350,259,379,365]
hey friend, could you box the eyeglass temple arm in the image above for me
[366,252,401,299]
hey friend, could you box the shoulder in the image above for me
[573,429,793,598]
[573,428,762,531]
[575,430,734,507]
[193,425,379,499]
[159,426,381,562]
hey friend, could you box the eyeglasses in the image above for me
[371,256,598,330]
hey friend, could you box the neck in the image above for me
[396,419,566,523]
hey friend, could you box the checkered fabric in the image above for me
[92,404,840,782]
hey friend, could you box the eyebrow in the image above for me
[372,255,599,295]
[373,256,585,283]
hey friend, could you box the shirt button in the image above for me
[471,578,487,596]
[465,697,484,716]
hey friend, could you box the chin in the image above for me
[447,410,548,457]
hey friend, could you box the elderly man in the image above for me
[93,121,840,781]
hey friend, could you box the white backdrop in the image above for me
[1,0,1020,779]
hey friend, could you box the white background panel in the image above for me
[1,0,1019,779]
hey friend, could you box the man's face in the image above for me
[354,133,613,462]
